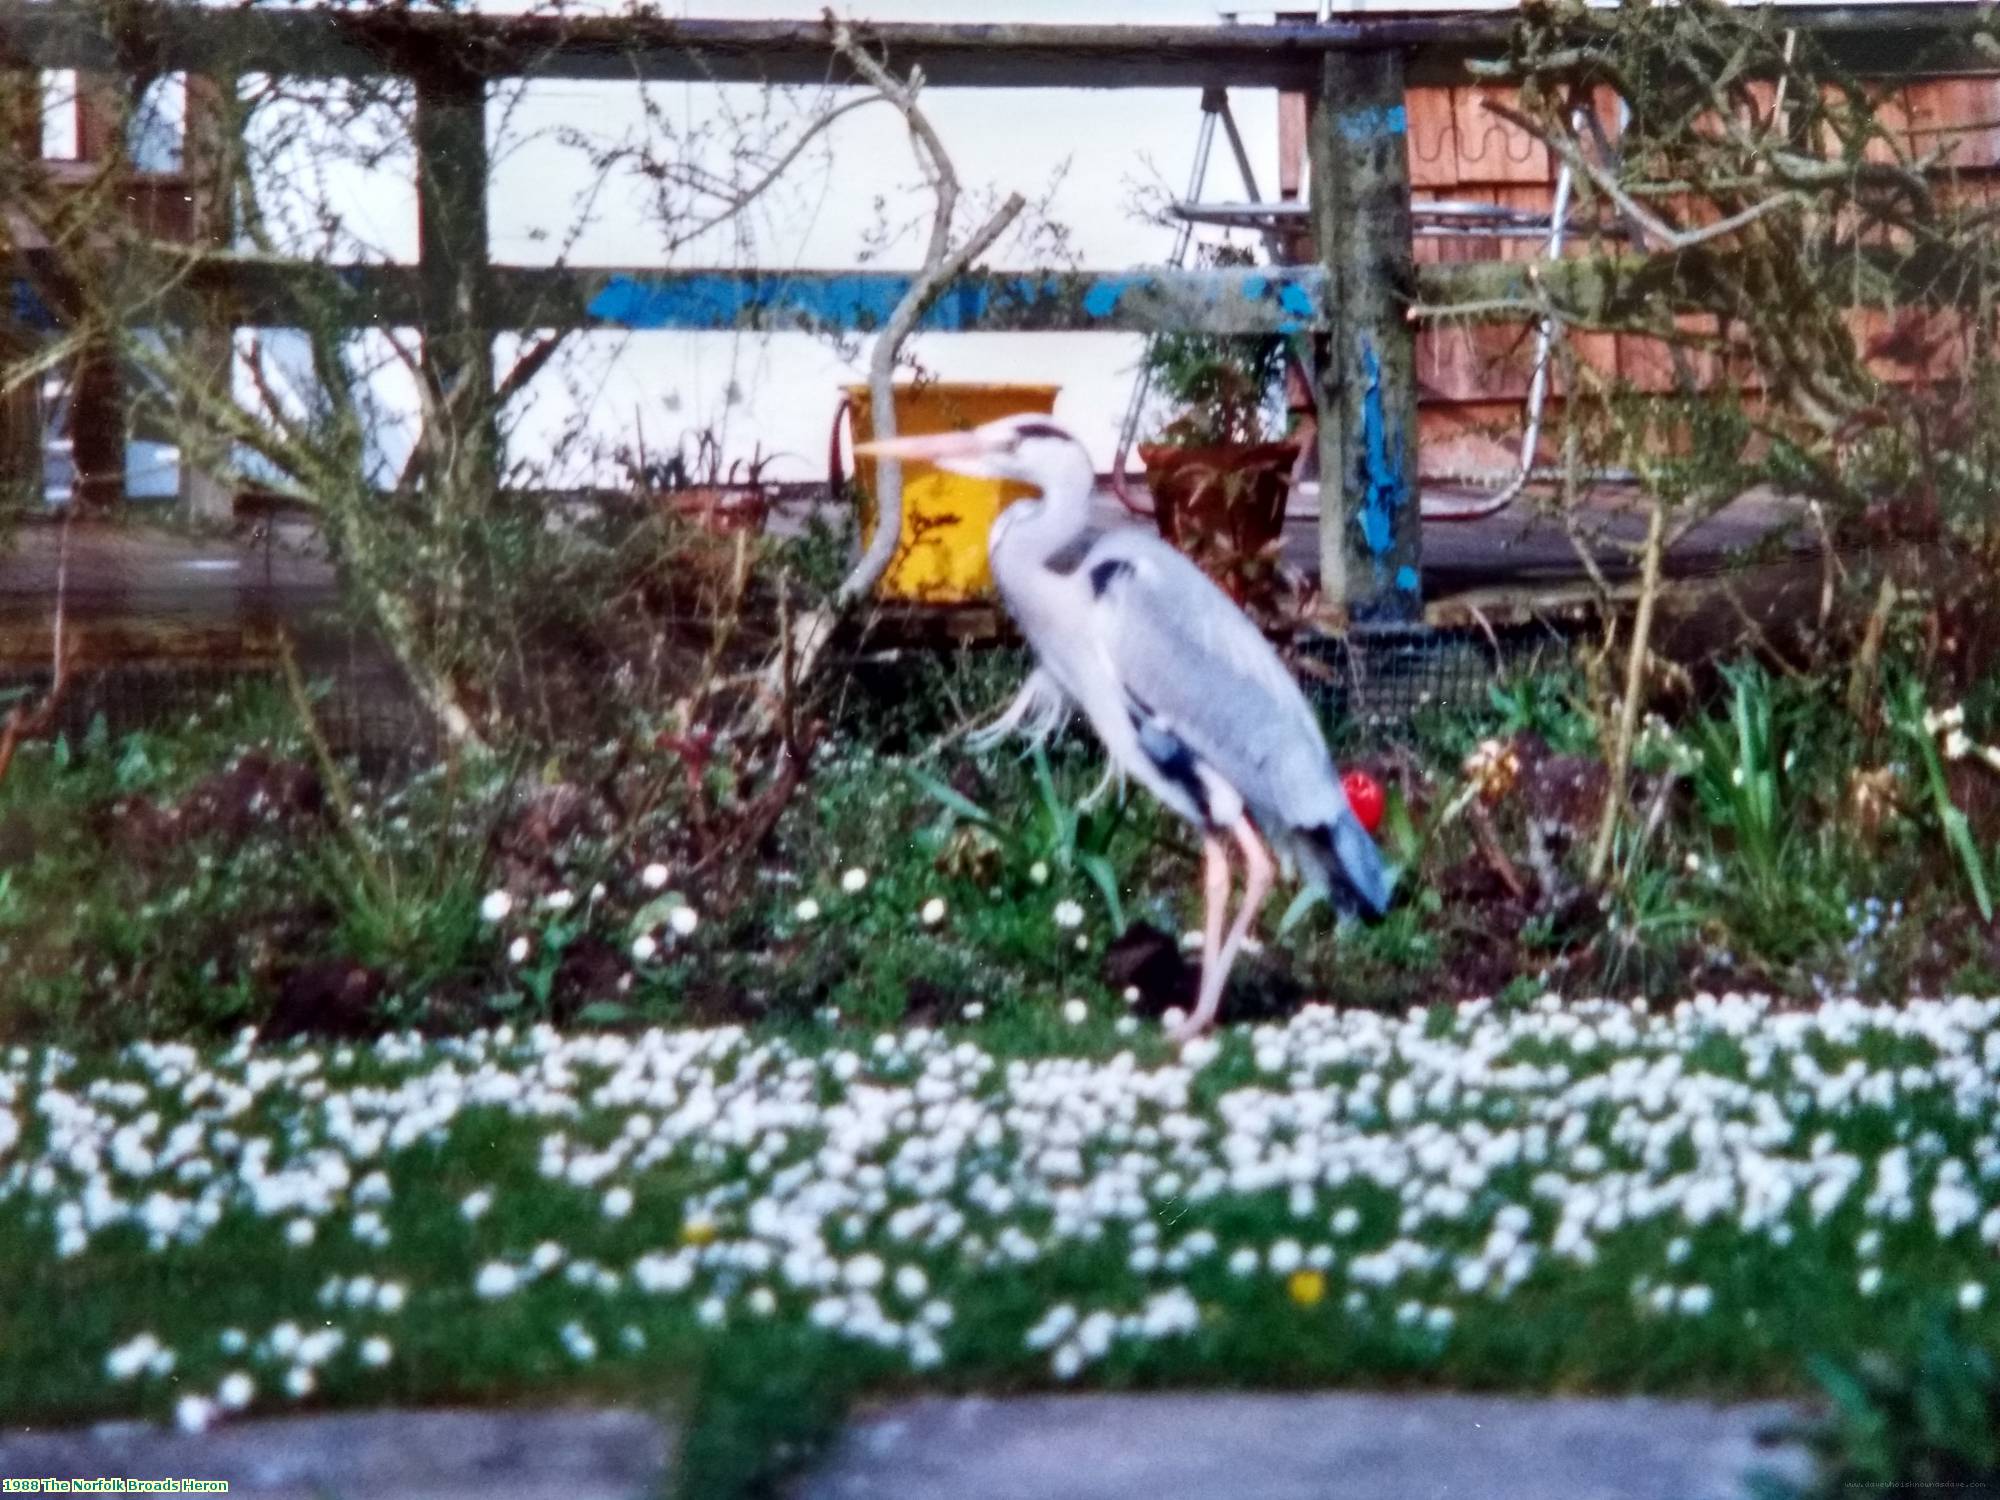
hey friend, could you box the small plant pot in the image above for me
[664,484,770,536]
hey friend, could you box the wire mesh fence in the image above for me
[1296,619,1584,738]
[0,640,440,770]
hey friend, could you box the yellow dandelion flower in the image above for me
[1287,1269,1326,1307]
[681,1217,718,1247]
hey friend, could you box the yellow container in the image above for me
[846,382,1061,603]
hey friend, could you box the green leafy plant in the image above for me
[1140,245,1291,450]
[1687,661,1788,892]
[1788,1316,2000,1497]
[1888,674,1994,922]
[913,744,1131,931]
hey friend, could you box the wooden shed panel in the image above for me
[1418,321,1541,402]
[1906,77,2000,168]
[1450,85,1552,185]
[1417,400,1529,479]
[1406,87,1461,188]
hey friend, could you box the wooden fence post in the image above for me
[1310,45,1422,624]
[178,71,237,525]
[0,65,42,507]
[412,61,496,495]
[70,76,127,510]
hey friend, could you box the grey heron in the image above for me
[856,413,1394,1037]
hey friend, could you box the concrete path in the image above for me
[799,1392,1816,1500]
[0,1407,673,1500]
[1,1393,1816,1500]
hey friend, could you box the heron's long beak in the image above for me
[852,430,993,463]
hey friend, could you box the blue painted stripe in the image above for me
[1336,103,1407,143]
[1354,339,1411,587]
[580,269,1327,332]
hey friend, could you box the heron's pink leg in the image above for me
[1176,834,1235,1040]
[1214,819,1276,983]
[1176,820,1276,1042]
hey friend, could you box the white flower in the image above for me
[1062,999,1089,1026]
[603,1186,635,1219]
[795,898,822,923]
[1858,1266,1883,1296]
[894,1265,929,1302]
[631,934,658,964]
[508,936,531,965]
[216,1372,254,1411]
[843,1254,886,1291]
[175,1395,215,1434]
[1028,862,1050,886]
[479,890,513,923]
[359,1336,393,1368]
[920,898,947,927]
[376,1282,407,1315]
[461,1189,494,1222]
[285,1218,316,1248]
[106,1333,163,1382]
[475,1262,521,1299]
[962,1002,985,1022]
[842,867,869,894]
[284,1366,315,1399]
[669,905,699,938]
[1053,900,1085,930]
[1960,1282,1987,1312]
[641,863,670,890]
[544,889,575,913]
[1676,1285,1714,1317]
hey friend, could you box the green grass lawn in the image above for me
[6,993,2000,1492]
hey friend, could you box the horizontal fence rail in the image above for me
[45,242,1974,336]
[0,1,1993,88]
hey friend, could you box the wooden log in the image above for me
[1313,46,1423,624]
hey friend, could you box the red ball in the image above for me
[1342,770,1386,835]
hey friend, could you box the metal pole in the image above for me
[1112,90,1222,479]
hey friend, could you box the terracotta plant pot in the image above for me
[664,484,770,536]
[1138,440,1298,552]
[1137,441,1302,614]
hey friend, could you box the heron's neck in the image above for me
[997,449,1097,563]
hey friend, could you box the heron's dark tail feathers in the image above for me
[1295,811,1396,920]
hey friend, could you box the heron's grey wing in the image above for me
[1083,533,1335,830]
[1083,534,1395,916]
